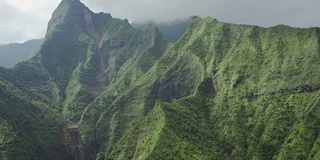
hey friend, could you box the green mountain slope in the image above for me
[0,68,67,159]
[1,0,320,159]
[131,19,190,43]
[102,17,320,159]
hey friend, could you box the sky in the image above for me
[1,0,320,44]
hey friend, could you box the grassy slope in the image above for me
[0,1,92,159]
[0,68,67,160]
[1,1,320,159]
[103,17,320,159]
[0,0,171,158]
[78,23,170,160]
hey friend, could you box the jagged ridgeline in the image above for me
[1,0,320,159]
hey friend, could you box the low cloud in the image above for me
[82,0,214,22]
[81,0,320,27]
[0,0,60,44]
[1,0,320,43]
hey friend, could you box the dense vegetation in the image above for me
[1,0,320,159]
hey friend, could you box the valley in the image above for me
[0,0,320,159]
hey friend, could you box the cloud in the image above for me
[1,0,320,43]
[81,0,320,27]
[82,0,215,22]
[209,0,320,27]
[0,0,60,44]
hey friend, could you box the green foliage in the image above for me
[108,103,166,160]
[0,118,28,160]
[2,1,320,160]
[0,76,66,159]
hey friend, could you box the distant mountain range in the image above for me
[0,39,43,68]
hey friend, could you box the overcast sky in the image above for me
[1,0,320,44]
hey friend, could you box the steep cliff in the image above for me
[1,0,320,159]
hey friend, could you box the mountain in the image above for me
[1,0,320,159]
[0,17,188,69]
[0,39,43,68]
[131,19,189,43]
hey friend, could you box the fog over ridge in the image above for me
[1,0,319,43]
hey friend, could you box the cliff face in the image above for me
[1,0,320,159]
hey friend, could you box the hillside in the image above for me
[0,39,43,68]
[0,0,320,159]
[131,19,189,43]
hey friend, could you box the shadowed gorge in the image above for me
[1,0,320,159]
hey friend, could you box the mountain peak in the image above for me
[61,0,80,3]
[58,0,83,8]
[46,0,87,35]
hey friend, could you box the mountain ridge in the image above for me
[0,0,320,159]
